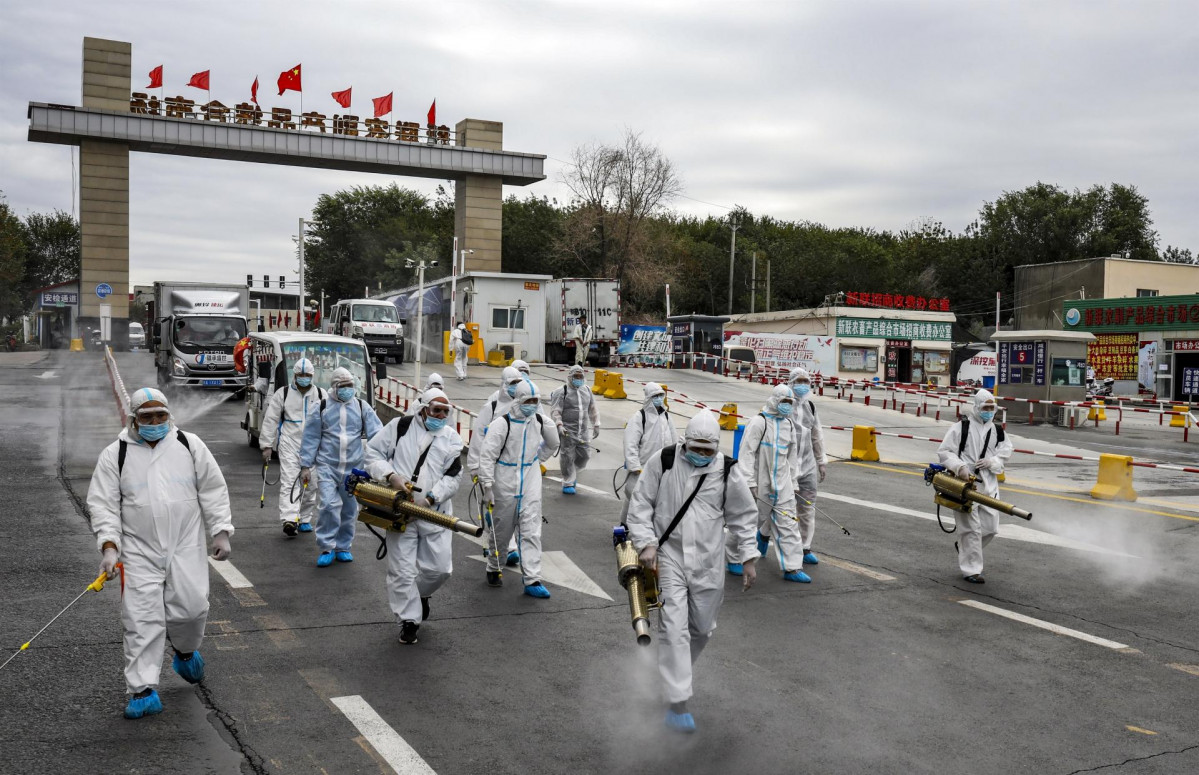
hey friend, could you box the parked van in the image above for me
[240,331,376,448]
[328,298,405,363]
[722,345,758,379]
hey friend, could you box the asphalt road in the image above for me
[3,351,1199,774]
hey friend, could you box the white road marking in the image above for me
[958,599,1129,650]
[466,550,613,600]
[821,492,1132,557]
[818,556,896,582]
[208,557,254,589]
[330,695,438,775]
[34,370,57,380]
[544,474,610,497]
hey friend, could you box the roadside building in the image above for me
[30,280,80,349]
[727,296,957,385]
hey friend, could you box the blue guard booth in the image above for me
[668,314,730,372]
[991,330,1095,424]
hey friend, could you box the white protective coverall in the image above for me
[620,382,677,522]
[549,367,600,488]
[478,380,560,586]
[259,360,326,526]
[365,388,465,623]
[937,389,1013,577]
[87,391,234,695]
[450,324,469,380]
[300,368,384,553]
[626,412,757,703]
[466,366,523,476]
[789,368,827,552]
[734,385,803,571]
[570,319,593,366]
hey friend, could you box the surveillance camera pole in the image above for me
[297,217,307,332]
[413,258,430,389]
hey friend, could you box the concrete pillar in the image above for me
[454,119,503,273]
[80,37,131,339]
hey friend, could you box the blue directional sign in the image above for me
[96,283,113,299]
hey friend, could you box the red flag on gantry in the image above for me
[277,64,302,95]
[372,92,393,118]
[331,87,352,109]
[427,100,436,126]
[187,70,210,90]
[251,76,260,107]
[147,65,163,89]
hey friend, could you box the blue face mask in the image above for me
[506,384,518,398]
[520,403,538,417]
[652,395,665,408]
[571,378,584,388]
[777,402,794,416]
[979,410,995,423]
[793,384,811,398]
[138,421,170,442]
[424,416,446,431]
[684,450,714,467]
[337,386,355,402]
[295,376,312,388]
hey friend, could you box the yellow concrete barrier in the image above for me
[851,425,880,461]
[602,371,627,400]
[1090,453,1137,501]
[1087,400,1106,422]
[487,349,509,367]
[1170,405,1191,428]
[69,338,84,352]
[592,369,608,395]
[718,403,739,431]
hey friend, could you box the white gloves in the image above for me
[977,457,1004,474]
[955,464,972,479]
[741,558,757,591]
[388,473,411,492]
[300,467,312,486]
[818,464,827,483]
[100,546,119,579]
[591,426,600,440]
[483,486,494,506]
[749,486,758,501]
[638,545,657,572]
[261,448,272,463]
[211,531,232,561]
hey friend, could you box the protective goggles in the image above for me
[424,402,451,418]
[684,441,718,455]
[135,408,171,424]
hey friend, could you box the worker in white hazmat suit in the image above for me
[479,379,560,597]
[87,387,234,720]
[449,323,470,380]
[365,388,464,645]
[300,367,384,568]
[937,389,1012,583]
[626,411,758,734]
[620,382,677,523]
[467,367,526,567]
[788,367,827,566]
[260,358,326,537]
[731,384,811,582]
[570,313,593,366]
[549,364,599,494]
[407,373,445,416]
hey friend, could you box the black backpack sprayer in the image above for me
[343,469,484,554]
[612,525,661,646]
[923,463,1033,533]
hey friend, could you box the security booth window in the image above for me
[839,346,878,372]
[352,304,399,323]
[491,307,526,330]
[281,341,370,397]
[1050,358,1086,387]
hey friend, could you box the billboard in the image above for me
[617,324,670,363]
[723,330,836,376]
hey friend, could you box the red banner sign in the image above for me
[845,292,950,312]
[1087,333,1137,379]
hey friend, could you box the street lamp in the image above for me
[406,256,439,388]
[297,217,314,331]
[725,213,741,315]
[449,236,474,328]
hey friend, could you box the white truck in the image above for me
[544,278,620,365]
[151,281,250,390]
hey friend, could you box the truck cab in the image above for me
[329,298,405,364]
[152,282,250,390]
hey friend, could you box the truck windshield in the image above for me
[281,341,370,398]
[174,316,247,352]
[352,304,398,323]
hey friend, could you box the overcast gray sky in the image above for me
[3,1,1197,289]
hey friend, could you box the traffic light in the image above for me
[263,274,270,288]
[246,274,253,287]
[279,275,287,289]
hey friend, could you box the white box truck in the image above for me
[545,278,620,365]
[151,281,250,390]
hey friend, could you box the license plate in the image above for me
[375,348,387,354]
[202,379,223,386]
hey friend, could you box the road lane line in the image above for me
[1126,725,1158,735]
[1166,663,1199,677]
[330,695,438,775]
[208,557,254,588]
[958,600,1129,650]
[818,556,896,582]
[543,474,609,497]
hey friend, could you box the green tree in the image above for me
[0,196,27,319]
[501,194,565,276]
[22,210,80,292]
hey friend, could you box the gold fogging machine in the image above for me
[923,463,1033,534]
[612,525,661,646]
[344,469,484,538]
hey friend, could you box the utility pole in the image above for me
[726,218,740,315]
[750,251,757,313]
[766,259,771,312]
[407,255,439,388]
[297,217,306,331]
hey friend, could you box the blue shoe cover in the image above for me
[335,551,354,563]
[783,570,812,583]
[524,583,551,599]
[505,550,521,567]
[756,531,770,556]
[124,690,164,719]
[316,551,334,567]
[562,485,576,494]
[803,551,819,565]
[665,710,696,733]
[726,563,743,576]
[172,651,205,684]
[297,522,313,533]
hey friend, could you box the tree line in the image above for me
[0,194,81,322]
